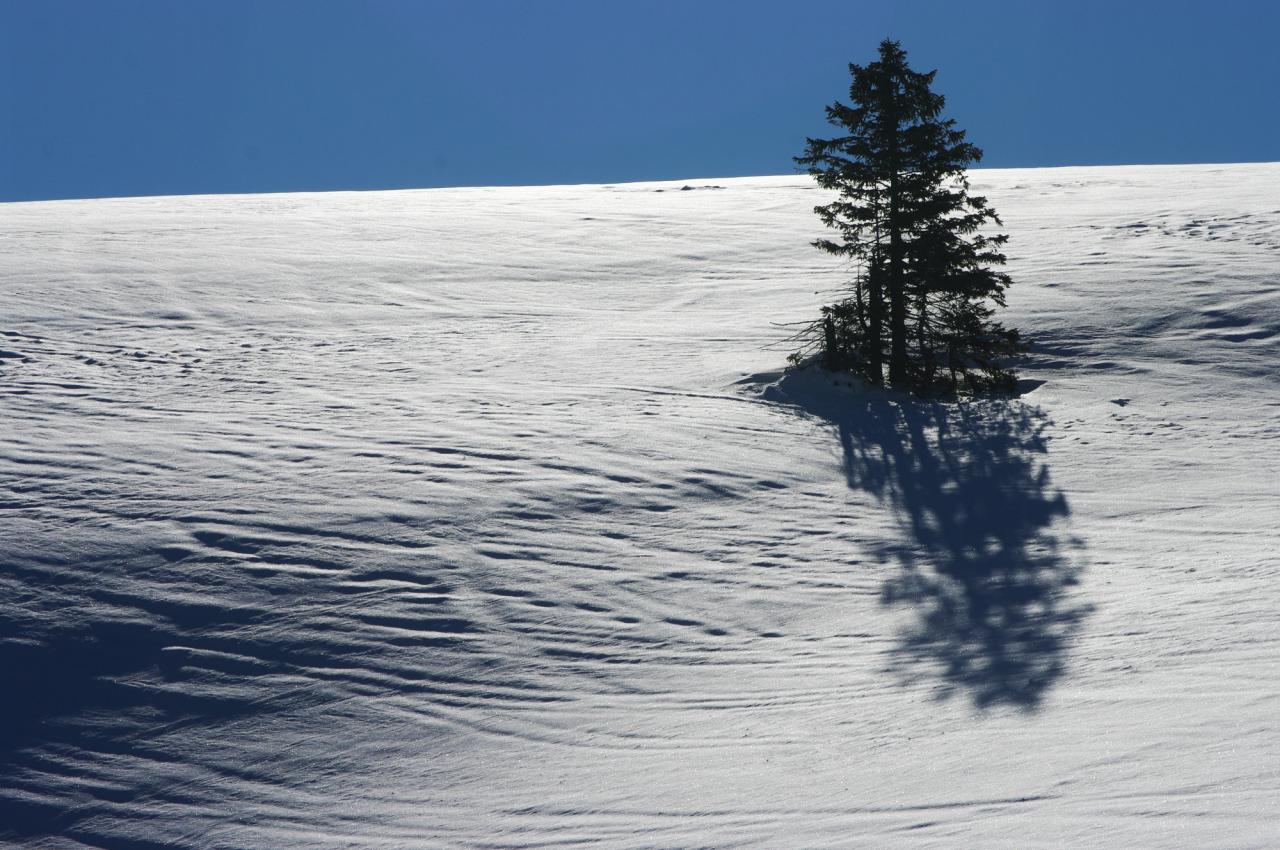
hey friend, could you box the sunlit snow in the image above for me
[2,163,1279,847]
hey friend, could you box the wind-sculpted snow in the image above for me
[2,164,1278,847]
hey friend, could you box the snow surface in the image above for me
[2,163,1278,848]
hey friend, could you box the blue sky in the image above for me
[2,0,1277,201]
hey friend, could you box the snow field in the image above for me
[1,163,1278,847]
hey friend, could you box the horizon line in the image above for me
[5,158,1278,205]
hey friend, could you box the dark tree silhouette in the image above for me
[795,39,1023,394]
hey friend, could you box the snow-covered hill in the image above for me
[2,164,1278,848]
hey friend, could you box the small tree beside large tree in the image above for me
[794,39,1022,395]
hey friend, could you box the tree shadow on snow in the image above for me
[761,369,1090,710]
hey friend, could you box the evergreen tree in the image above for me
[794,39,1022,394]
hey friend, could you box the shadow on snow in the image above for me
[762,368,1090,710]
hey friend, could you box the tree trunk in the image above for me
[866,259,884,384]
[886,101,908,387]
[823,315,841,370]
[917,290,931,389]
[888,222,908,386]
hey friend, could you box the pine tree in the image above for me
[794,39,1022,394]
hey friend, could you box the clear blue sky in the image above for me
[2,0,1277,201]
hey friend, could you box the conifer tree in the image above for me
[794,39,1022,394]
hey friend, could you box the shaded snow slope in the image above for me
[2,164,1278,848]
